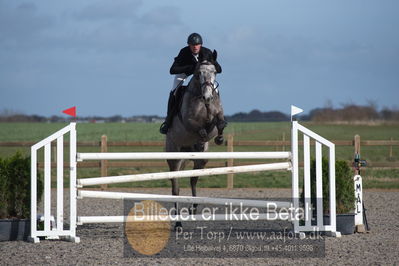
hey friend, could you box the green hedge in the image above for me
[309,158,355,214]
[0,152,43,219]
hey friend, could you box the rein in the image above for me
[176,62,221,136]
[177,78,220,128]
[200,80,219,91]
[187,79,219,101]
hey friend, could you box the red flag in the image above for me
[62,106,76,117]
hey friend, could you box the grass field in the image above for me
[0,122,398,189]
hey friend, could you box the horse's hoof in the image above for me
[214,136,224,145]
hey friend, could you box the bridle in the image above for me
[200,80,219,92]
[188,61,220,101]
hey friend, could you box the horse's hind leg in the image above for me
[168,159,183,229]
[190,158,208,215]
[170,178,182,229]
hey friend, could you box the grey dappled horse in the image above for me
[165,60,227,228]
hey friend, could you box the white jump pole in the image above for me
[78,190,292,209]
[78,213,293,224]
[77,151,291,161]
[78,162,291,187]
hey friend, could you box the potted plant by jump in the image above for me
[307,158,356,235]
[0,152,43,241]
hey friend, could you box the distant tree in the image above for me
[380,108,399,121]
[226,109,289,122]
[309,102,388,122]
[108,115,123,122]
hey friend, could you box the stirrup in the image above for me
[159,122,168,134]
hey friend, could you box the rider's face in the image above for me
[189,44,201,54]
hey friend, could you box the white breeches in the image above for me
[172,73,187,91]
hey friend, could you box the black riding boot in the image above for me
[160,90,176,134]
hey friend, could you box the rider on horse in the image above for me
[159,33,222,134]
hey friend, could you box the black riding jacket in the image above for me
[169,46,222,76]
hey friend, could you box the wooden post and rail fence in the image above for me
[1,135,398,189]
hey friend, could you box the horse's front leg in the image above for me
[214,113,228,145]
[187,118,209,141]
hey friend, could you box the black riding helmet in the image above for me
[187,33,203,45]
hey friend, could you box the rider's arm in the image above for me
[170,49,195,75]
[170,60,193,75]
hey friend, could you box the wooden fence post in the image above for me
[389,137,393,159]
[101,135,108,189]
[227,134,234,189]
[282,132,286,152]
[354,134,360,175]
[52,145,56,163]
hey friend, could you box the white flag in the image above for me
[291,105,304,117]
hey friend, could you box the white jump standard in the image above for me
[29,106,341,243]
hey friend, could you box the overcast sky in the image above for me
[0,0,398,117]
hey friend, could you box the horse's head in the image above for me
[194,60,218,104]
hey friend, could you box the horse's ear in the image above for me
[212,50,217,61]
